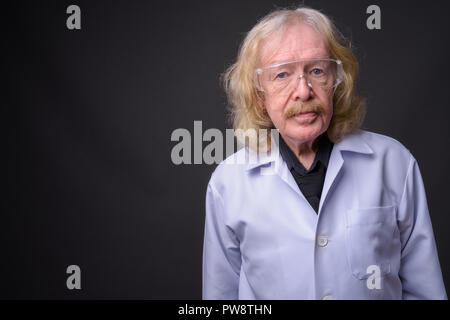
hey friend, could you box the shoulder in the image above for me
[340,130,420,203]
[359,130,410,152]
[207,147,250,194]
[344,129,414,165]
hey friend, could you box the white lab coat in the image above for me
[202,129,447,299]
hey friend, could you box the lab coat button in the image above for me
[317,236,328,247]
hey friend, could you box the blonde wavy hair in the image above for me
[222,6,366,150]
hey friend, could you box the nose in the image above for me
[291,74,313,102]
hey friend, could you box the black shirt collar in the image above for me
[279,132,334,175]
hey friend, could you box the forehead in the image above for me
[259,22,329,66]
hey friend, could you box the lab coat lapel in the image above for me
[318,145,344,215]
[272,148,321,222]
[318,131,374,214]
[245,131,373,217]
[245,146,311,210]
[277,156,304,198]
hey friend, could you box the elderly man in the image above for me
[202,7,447,299]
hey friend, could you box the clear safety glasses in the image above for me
[255,58,343,95]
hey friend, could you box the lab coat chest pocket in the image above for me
[345,205,397,279]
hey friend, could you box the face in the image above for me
[258,22,334,146]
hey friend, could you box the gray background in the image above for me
[3,0,450,298]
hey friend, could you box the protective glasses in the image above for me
[255,58,343,95]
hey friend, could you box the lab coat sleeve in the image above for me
[397,155,447,299]
[202,183,241,299]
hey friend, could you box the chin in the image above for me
[284,121,324,143]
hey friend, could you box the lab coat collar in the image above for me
[244,145,281,171]
[245,130,373,171]
[334,131,374,155]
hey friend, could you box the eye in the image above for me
[311,68,324,76]
[275,72,289,79]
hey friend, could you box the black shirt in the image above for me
[279,133,334,213]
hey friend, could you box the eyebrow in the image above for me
[262,56,331,69]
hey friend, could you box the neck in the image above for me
[281,134,321,170]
